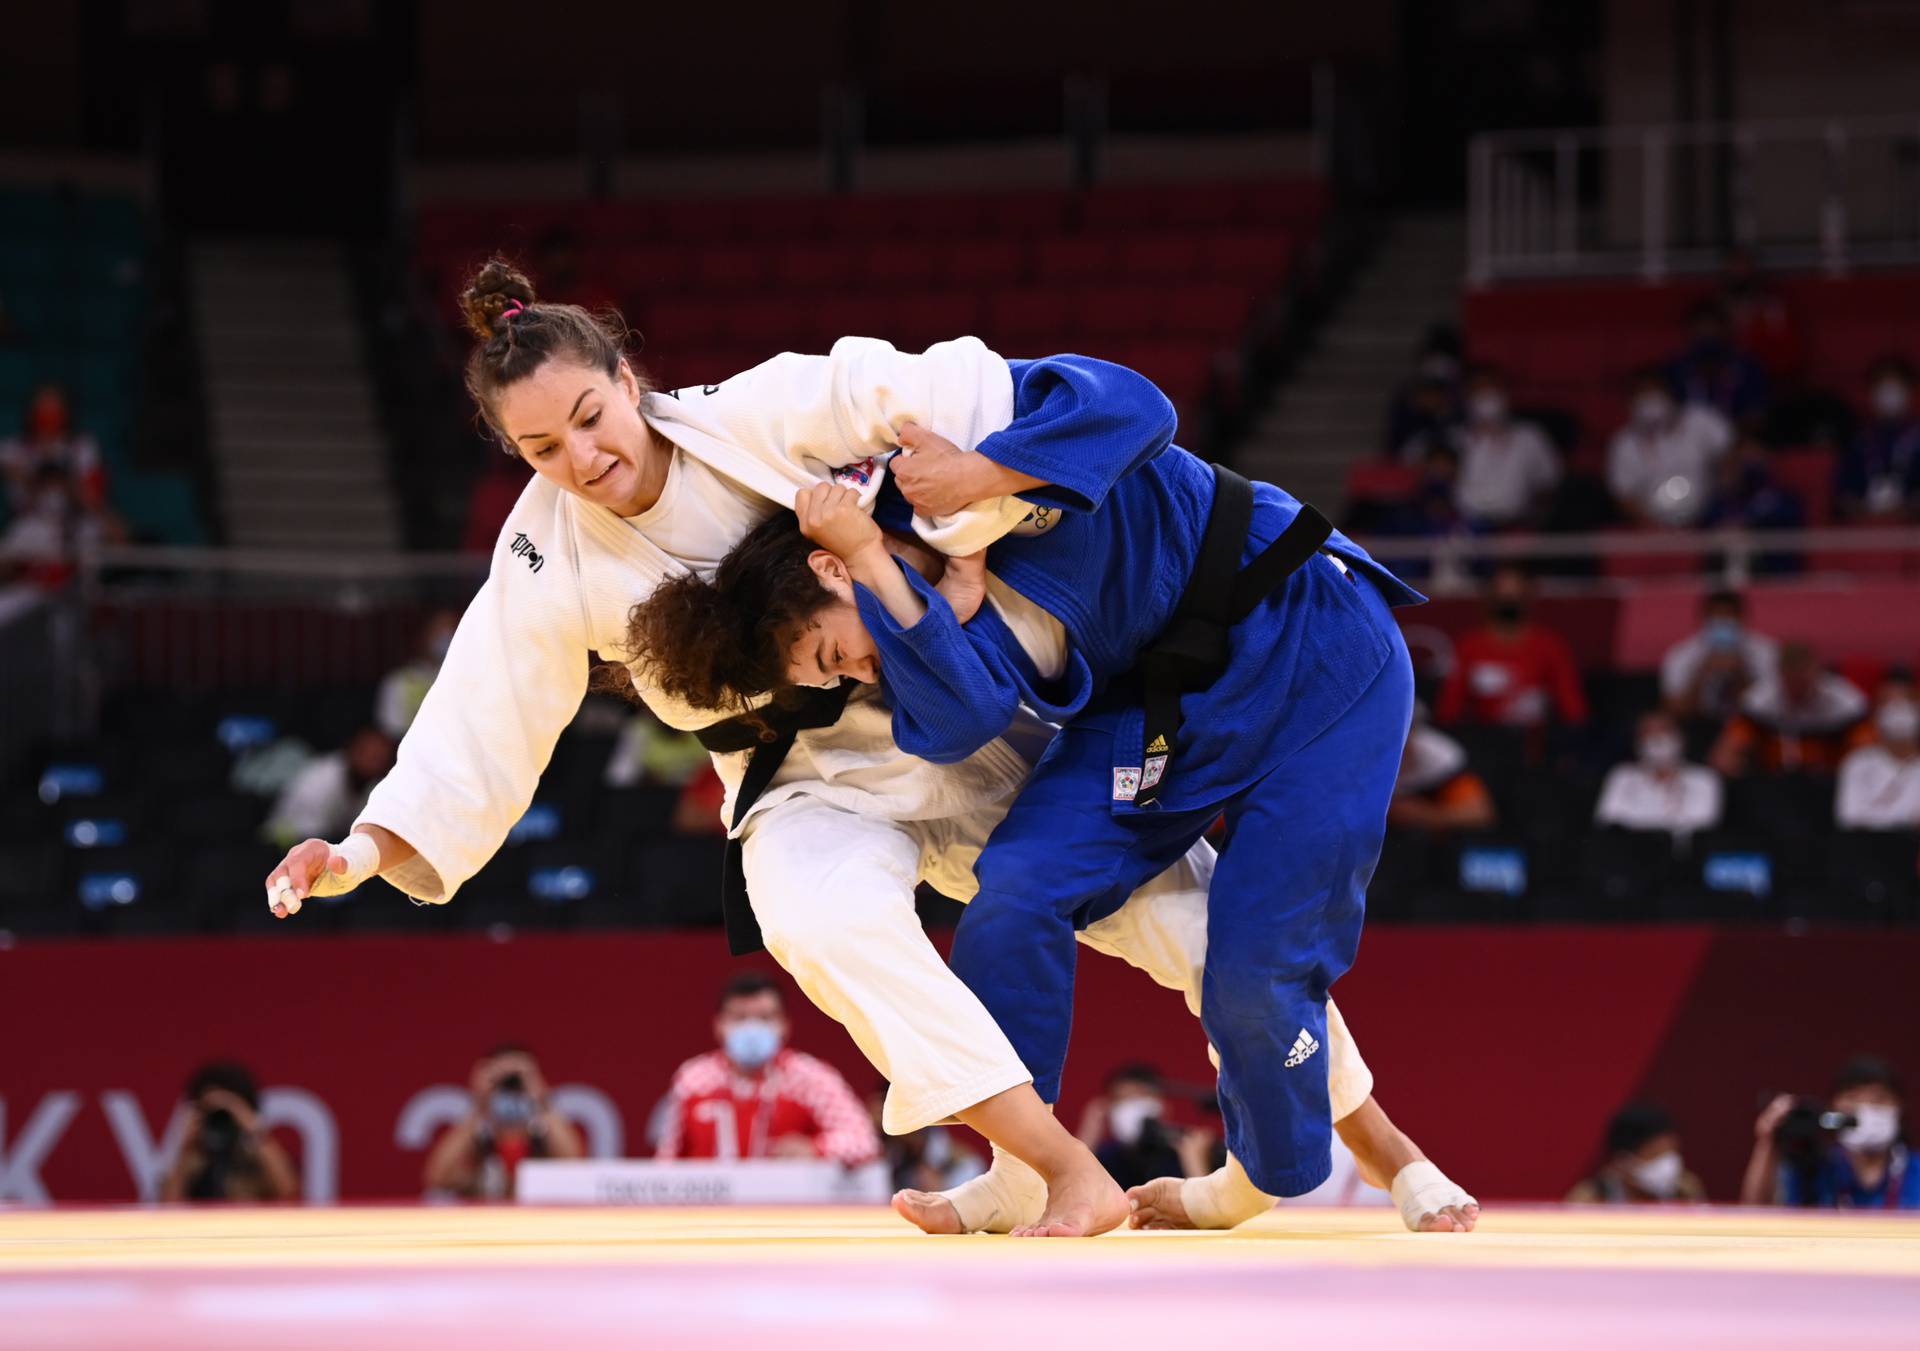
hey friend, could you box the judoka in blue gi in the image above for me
[630,355,1424,1232]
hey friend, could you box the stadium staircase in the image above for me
[1233,211,1465,518]
[192,241,400,551]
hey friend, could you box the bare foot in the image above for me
[1415,1202,1481,1233]
[891,1189,964,1235]
[1010,1165,1128,1238]
[1125,1176,1195,1229]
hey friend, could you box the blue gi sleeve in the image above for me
[975,355,1177,514]
[853,560,1025,764]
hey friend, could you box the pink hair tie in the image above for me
[500,299,527,322]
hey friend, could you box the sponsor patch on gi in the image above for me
[1141,754,1168,790]
[1112,767,1142,802]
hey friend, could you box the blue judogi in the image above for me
[867,355,1423,1196]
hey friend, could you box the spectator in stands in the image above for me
[160,1061,299,1202]
[656,972,879,1166]
[1701,435,1807,535]
[1835,689,1920,830]
[1449,364,1561,530]
[1743,1054,1919,1209]
[1835,356,1920,523]
[1385,324,1465,458]
[1660,589,1779,723]
[0,384,105,517]
[1719,249,1805,385]
[1710,641,1867,777]
[0,462,121,590]
[1607,367,1735,527]
[1593,711,1723,840]
[261,726,396,850]
[1076,1063,1212,1191]
[1435,565,1588,732]
[1666,299,1770,430]
[1566,1102,1705,1204]
[423,1045,586,1200]
[376,609,459,739]
[1388,708,1497,832]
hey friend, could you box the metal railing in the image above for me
[1469,115,1920,284]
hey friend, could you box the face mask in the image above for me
[1468,392,1507,425]
[1872,381,1911,421]
[1878,700,1920,743]
[1628,1149,1684,1198]
[1704,616,1743,649]
[428,633,454,662]
[1839,1103,1901,1152]
[1107,1096,1164,1147]
[723,1019,783,1070]
[1490,600,1527,625]
[1640,733,1682,768]
[1633,393,1673,429]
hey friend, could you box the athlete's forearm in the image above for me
[845,544,929,629]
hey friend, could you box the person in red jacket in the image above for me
[656,971,880,1166]
[1435,565,1588,732]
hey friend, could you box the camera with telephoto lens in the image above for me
[1773,1097,1857,1161]
[487,1070,537,1128]
[197,1105,242,1161]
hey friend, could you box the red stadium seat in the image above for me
[642,297,731,347]
[861,241,941,289]
[721,298,812,350]
[1163,284,1256,339]
[1033,235,1121,284]
[692,245,772,292]
[1199,230,1294,288]
[984,289,1077,347]
[772,242,858,291]
[1120,233,1205,280]
[814,293,897,342]
[944,239,1027,288]
[1770,447,1836,526]
[892,293,986,348]
[1076,286,1168,340]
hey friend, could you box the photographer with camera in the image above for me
[1741,1054,1919,1209]
[422,1045,585,1199]
[1077,1063,1214,1191]
[159,1061,299,1202]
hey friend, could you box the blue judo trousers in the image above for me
[867,354,1421,1197]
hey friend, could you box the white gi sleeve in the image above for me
[354,504,590,904]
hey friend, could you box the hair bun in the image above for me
[458,258,538,341]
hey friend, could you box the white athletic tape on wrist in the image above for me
[309,831,381,898]
[1389,1160,1477,1231]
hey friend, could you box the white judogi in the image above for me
[358,336,1372,1132]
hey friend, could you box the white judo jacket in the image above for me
[358,337,1034,904]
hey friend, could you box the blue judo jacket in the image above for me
[868,355,1424,814]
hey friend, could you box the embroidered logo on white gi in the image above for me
[1141,754,1168,790]
[1284,1028,1320,1068]
[833,456,879,488]
[1112,767,1142,802]
[508,532,546,573]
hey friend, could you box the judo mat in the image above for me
[3,1203,1918,1349]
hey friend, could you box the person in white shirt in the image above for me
[1450,365,1561,529]
[375,609,459,739]
[1607,370,1734,526]
[1594,712,1723,840]
[1660,589,1780,721]
[262,727,396,851]
[1836,696,1920,831]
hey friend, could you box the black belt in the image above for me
[1133,465,1333,806]
[699,682,854,956]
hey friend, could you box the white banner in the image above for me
[515,1158,892,1206]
